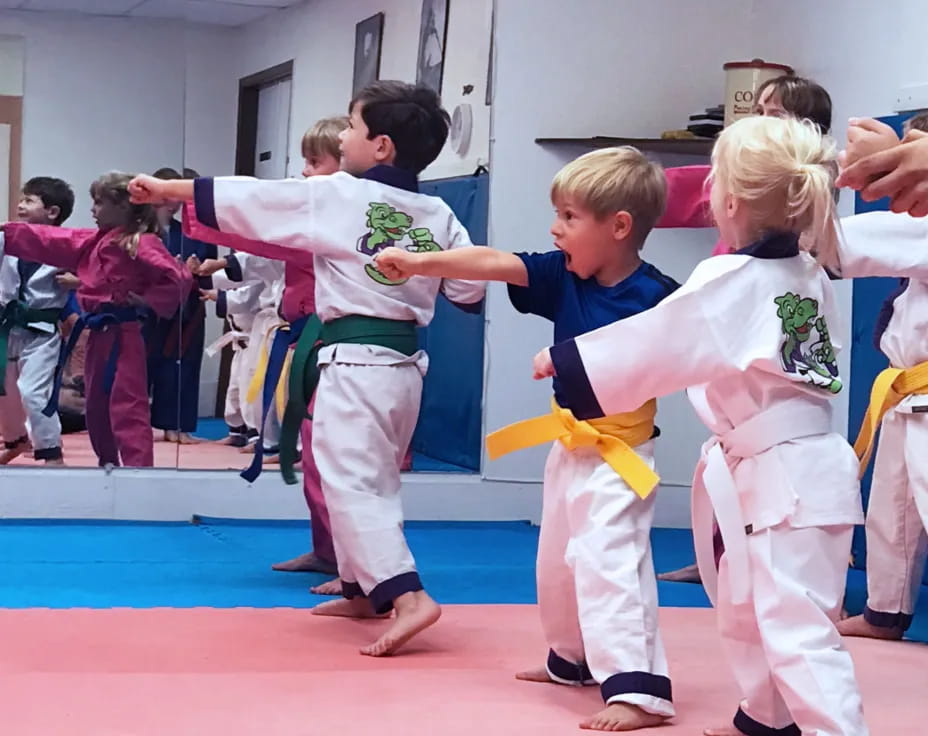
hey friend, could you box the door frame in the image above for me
[214,61,295,418]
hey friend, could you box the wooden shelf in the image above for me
[535,136,714,156]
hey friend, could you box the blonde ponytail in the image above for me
[711,115,840,270]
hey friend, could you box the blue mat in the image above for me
[0,520,923,642]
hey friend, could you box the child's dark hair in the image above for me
[22,177,74,225]
[153,167,182,180]
[350,81,450,173]
[905,111,928,134]
[89,172,160,258]
[755,75,832,134]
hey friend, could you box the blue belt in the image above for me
[43,304,147,417]
[241,315,310,483]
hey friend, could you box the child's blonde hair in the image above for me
[301,116,349,160]
[89,171,160,258]
[711,115,839,268]
[550,147,666,246]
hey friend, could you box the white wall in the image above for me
[0,34,25,96]
[233,0,492,181]
[485,0,755,515]
[0,11,186,227]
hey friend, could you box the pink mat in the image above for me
[0,606,920,734]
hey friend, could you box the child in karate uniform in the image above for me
[534,116,868,736]
[128,82,485,656]
[375,146,677,732]
[0,177,75,465]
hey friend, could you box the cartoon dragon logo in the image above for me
[357,203,443,285]
[774,292,842,393]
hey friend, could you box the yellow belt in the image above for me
[485,398,660,498]
[247,321,292,419]
[853,360,928,474]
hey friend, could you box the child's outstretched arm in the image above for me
[374,245,528,286]
[129,174,322,262]
[0,223,94,271]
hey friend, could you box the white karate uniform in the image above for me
[192,169,485,610]
[838,211,928,630]
[551,233,867,735]
[540,440,673,716]
[207,279,262,432]
[0,238,69,458]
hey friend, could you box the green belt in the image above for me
[279,314,419,484]
[0,301,60,397]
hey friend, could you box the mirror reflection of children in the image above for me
[0,172,193,468]
[0,177,75,465]
[146,167,218,446]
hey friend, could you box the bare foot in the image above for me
[311,597,388,619]
[310,578,343,596]
[837,614,904,640]
[43,458,65,466]
[581,703,668,731]
[264,454,280,465]
[272,552,338,574]
[515,667,554,683]
[0,439,31,465]
[703,727,741,736]
[164,430,178,443]
[657,563,702,583]
[360,590,441,657]
[176,432,201,445]
[240,444,256,455]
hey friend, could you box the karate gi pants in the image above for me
[537,441,674,717]
[0,329,62,459]
[717,523,868,736]
[312,350,424,613]
[862,410,928,631]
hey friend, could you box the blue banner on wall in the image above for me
[411,173,489,472]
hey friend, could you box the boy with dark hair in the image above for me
[128,81,485,656]
[0,176,75,464]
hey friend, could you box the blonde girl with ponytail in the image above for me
[532,115,869,736]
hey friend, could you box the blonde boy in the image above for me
[376,147,679,732]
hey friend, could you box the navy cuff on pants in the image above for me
[601,671,672,704]
[864,605,913,631]
[34,446,63,461]
[547,649,593,683]
[733,707,800,736]
[369,571,423,614]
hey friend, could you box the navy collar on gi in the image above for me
[739,230,800,259]
[361,165,419,193]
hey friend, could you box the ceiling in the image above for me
[0,0,307,26]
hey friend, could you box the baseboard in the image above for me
[0,468,693,528]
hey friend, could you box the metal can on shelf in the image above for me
[723,59,794,127]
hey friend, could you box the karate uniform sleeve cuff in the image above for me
[224,254,244,282]
[216,290,228,318]
[193,177,219,230]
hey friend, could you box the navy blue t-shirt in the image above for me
[508,250,680,415]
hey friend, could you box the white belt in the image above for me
[205,330,249,358]
[692,398,834,606]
